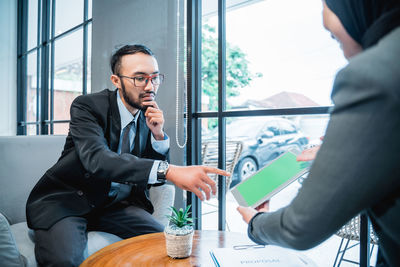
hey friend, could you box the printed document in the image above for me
[210,246,316,267]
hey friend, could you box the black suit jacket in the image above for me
[26,89,169,230]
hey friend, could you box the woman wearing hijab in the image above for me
[237,0,400,266]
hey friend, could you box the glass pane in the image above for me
[27,51,38,122]
[49,0,53,38]
[223,114,344,267]
[225,0,347,110]
[201,118,219,230]
[27,0,38,50]
[54,0,84,35]
[88,0,92,19]
[201,2,219,112]
[223,115,328,232]
[87,23,92,93]
[53,30,83,120]
[49,44,53,121]
[225,115,329,184]
[53,122,69,135]
[27,124,37,136]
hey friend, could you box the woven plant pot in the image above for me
[164,230,194,258]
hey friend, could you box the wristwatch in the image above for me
[156,161,169,183]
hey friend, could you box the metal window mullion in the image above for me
[40,0,51,135]
[35,0,42,134]
[17,0,28,135]
[22,121,41,125]
[46,119,70,124]
[194,106,332,118]
[50,20,92,42]
[186,0,194,225]
[49,0,55,134]
[25,46,40,55]
[217,0,227,231]
[193,0,203,230]
[360,213,371,267]
[21,23,98,57]
[82,0,88,95]
[186,0,203,230]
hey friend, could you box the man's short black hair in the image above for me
[110,44,154,75]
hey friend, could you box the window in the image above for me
[186,0,345,231]
[185,2,351,265]
[17,0,92,135]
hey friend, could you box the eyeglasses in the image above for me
[118,73,164,87]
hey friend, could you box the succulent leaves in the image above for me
[167,205,194,228]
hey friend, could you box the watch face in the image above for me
[158,161,169,173]
[157,161,169,182]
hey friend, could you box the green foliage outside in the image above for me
[202,24,262,130]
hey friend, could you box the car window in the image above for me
[278,120,297,134]
[226,119,265,138]
[262,121,280,136]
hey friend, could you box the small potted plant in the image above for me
[164,205,194,258]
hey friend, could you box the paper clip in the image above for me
[233,244,265,250]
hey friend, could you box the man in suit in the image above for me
[27,44,228,267]
[237,0,400,266]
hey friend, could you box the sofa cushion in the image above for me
[10,221,122,266]
[10,222,36,267]
[149,184,175,226]
[0,213,26,267]
[0,136,66,225]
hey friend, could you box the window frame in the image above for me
[17,0,92,135]
[186,0,331,230]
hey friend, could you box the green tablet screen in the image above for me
[236,152,310,207]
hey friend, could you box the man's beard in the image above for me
[120,79,147,111]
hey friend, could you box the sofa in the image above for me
[0,135,175,267]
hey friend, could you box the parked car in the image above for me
[204,117,309,188]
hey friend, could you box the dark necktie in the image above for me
[110,120,136,204]
[121,120,135,154]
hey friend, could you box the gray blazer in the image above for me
[248,27,400,266]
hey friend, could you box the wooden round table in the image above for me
[80,230,255,266]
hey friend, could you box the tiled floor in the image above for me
[201,182,377,267]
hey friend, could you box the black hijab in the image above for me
[325,0,400,49]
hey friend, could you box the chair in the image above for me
[333,214,379,267]
[201,140,243,192]
[200,141,243,231]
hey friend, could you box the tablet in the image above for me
[231,149,310,208]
